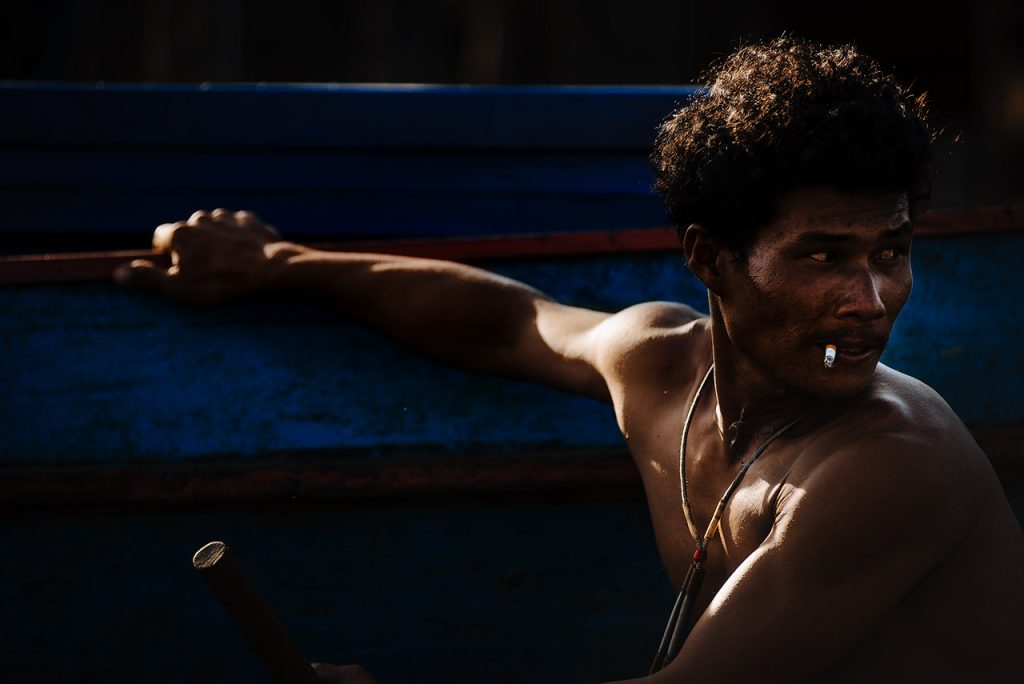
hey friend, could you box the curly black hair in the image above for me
[652,36,935,253]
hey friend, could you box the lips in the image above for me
[817,336,886,363]
[835,346,877,362]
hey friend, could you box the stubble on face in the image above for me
[717,186,913,400]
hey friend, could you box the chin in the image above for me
[791,364,877,400]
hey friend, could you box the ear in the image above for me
[681,224,732,294]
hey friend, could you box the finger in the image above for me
[187,210,215,226]
[112,259,170,292]
[235,210,282,238]
[234,210,262,226]
[211,207,239,227]
[152,221,188,252]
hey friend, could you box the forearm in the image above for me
[265,242,551,373]
[117,212,608,391]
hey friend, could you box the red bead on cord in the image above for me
[693,547,707,564]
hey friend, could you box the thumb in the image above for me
[112,259,169,292]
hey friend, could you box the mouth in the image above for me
[816,339,884,365]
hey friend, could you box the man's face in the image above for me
[717,186,914,399]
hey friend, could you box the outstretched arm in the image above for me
[268,237,613,399]
[114,209,698,402]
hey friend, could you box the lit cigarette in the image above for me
[824,344,837,368]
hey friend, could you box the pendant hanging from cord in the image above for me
[650,365,803,674]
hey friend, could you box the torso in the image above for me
[610,314,1024,680]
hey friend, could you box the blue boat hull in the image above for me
[1,83,1020,683]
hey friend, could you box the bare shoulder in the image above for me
[599,299,705,331]
[768,366,1024,676]
[594,301,706,361]
[781,364,992,548]
[583,302,708,435]
[847,363,984,467]
[800,363,984,469]
[592,301,709,394]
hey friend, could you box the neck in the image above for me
[707,300,816,454]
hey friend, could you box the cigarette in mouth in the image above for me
[824,344,837,368]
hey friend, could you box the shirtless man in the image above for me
[115,37,1023,681]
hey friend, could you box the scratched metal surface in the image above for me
[2,234,1022,465]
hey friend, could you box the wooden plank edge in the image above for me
[0,423,1019,508]
[0,448,644,508]
[1,205,1020,285]
[0,228,680,285]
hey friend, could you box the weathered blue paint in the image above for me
[1,256,680,464]
[884,234,1024,424]
[1,189,671,243]
[0,84,695,246]
[1,82,1020,684]
[2,233,1021,465]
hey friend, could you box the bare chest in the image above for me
[628,416,800,596]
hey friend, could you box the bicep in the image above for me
[503,299,703,403]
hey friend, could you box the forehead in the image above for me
[758,186,911,243]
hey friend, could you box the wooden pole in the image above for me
[192,541,320,684]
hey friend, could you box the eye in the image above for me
[876,247,904,261]
[808,251,836,263]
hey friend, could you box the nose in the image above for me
[835,268,886,320]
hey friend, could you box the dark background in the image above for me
[2,5,1022,682]
[2,0,1022,207]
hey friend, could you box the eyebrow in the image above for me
[792,221,913,245]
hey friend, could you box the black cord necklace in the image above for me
[650,364,803,673]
